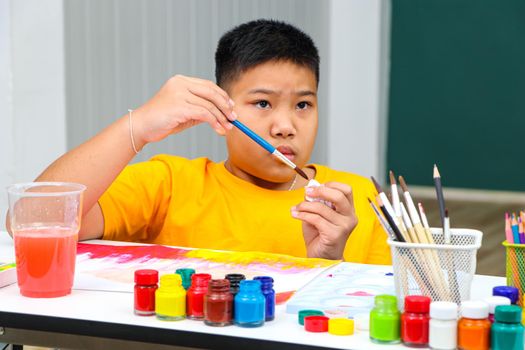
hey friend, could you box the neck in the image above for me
[224,160,314,191]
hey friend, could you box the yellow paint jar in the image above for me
[156,274,186,321]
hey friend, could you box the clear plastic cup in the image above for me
[7,182,86,298]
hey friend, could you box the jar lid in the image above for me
[493,286,519,304]
[328,318,354,336]
[404,295,431,313]
[430,301,458,320]
[461,301,489,319]
[354,313,370,331]
[494,305,522,323]
[134,269,158,285]
[253,276,274,288]
[159,273,182,288]
[175,268,195,289]
[484,296,511,314]
[304,315,329,332]
[191,273,212,287]
[374,294,398,309]
[298,310,324,325]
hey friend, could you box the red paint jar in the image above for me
[134,269,158,316]
[186,273,211,320]
[204,279,233,326]
[401,295,431,347]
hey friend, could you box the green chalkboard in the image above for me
[387,0,525,191]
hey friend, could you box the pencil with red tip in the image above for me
[505,213,514,243]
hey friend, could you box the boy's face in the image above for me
[225,60,318,185]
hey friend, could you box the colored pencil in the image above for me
[505,212,513,243]
[444,209,460,304]
[433,164,446,227]
[519,218,525,244]
[512,214,520,245]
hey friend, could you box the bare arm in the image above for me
[7,75,235,240]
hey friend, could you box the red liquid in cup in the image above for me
[14,227,77,298]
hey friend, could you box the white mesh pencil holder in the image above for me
[388,228,483,310]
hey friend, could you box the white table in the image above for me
[0,232,505,350]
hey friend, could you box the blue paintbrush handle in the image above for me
[230,119,276,153]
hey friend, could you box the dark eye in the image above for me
[256,100,270,109]
[297,101,310,110]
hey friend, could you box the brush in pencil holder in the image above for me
[503,241,525,306]
[388,228,483,310]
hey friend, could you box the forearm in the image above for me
[36,114,142,215]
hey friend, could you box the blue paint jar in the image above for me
[493,286,520,305]
[254,276,275,321]
[234,280,265,327]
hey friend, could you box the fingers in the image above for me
[183,104,226,135]
[186,80,235,118]
[292,201,348,227]
[186,96,233,132]
[291,209,337,236]
[305,182,354,215]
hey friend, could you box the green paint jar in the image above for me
[175,268,195,290]
[370,294,401,344]
[491,305,524,350]
[298,309,324,325]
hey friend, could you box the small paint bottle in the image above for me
[484,296,511,323]
[493,285,519,304]
[134,269,158,316]
[204,279,233,327]
[254,276,275,321]
[491,305,524,350]
[429,301,458,350]
[369,294,401,344]
[186,273,211,320]
[457,300,491,350]
[298,310,324,325]
[225,273,245,296]
[234,280,265,328]
[401,295,430,347]
[155,274,186,321]
[175,268,195,290]
[225,273,246,315]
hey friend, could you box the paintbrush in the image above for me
[444,208,461,303]
[433,164,446,227]
[389,171,402,218]
[371,176,399,227]
[376,196,406,242]
[230,120,308,180]
[368,198,397,241]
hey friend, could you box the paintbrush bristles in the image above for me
[295,167,308,180]
[398,176,409,193]
[371,176,383,194]
[389,170,397,185]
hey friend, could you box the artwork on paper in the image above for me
[73,242,338,301]
[286,262,395,317]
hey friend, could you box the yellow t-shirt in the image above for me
[99,155,391,264]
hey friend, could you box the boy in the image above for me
[17,20,390,263]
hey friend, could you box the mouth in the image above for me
[276,145,296,161]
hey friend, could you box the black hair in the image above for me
[215,19,320,89]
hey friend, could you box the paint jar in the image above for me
[225,273,245,315]
[491,305,524,350]
[175,268,195,290]
[493,286,519,305]
[298,310,324,325]
[225,273,245,296]
[155,274,186,321]
[204,279,233,327]
[254,276,275,321]
[401,295,430,347]
[234,280,265,328]
[186,273,211,320]
[304,315,329,332]
[369,294,401,344]
[328,318,354,336]
[457,300,491,350]
[484,296,511,323]
[354,313,370,332]
[429,301,458,350]
[134,269,158,316]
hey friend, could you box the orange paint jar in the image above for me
[458,301,491,350]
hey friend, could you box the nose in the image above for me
[270,112,296,139]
